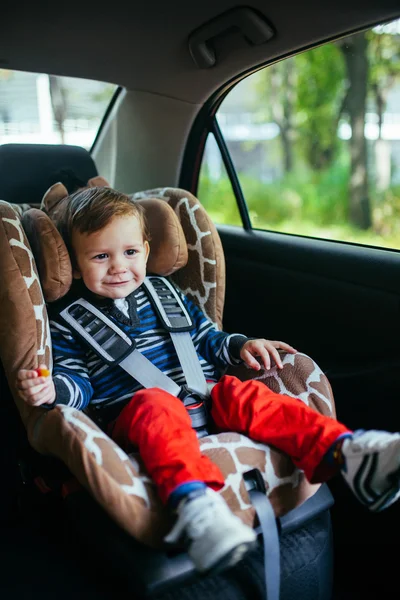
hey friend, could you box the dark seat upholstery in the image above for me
[0,143,98,204]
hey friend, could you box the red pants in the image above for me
[111,375,350,504]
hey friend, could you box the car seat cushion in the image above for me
[228,355,336,418]
[0,200,52,429]
[32,372,324,548]
[39,176,109,221]
[22,208,73,303]
[133,188,226,329]
[0,186,335,550]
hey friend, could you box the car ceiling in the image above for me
[1,1,399,105]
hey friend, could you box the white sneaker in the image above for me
[341,430,400,512]
[164,488,257,573]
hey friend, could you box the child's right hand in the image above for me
[16,364,56,407]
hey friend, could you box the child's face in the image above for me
[71,214,150,299]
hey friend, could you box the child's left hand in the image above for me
[240,339,297,371]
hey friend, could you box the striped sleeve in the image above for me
[50,318,94,410]
[181,293,248,368]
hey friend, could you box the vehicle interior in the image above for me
[1,1,399,599]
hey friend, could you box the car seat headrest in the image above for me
[0,143,98,205]
[21,208,73,303]
[22,181,188,302]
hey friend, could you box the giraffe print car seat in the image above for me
[0,144,336,597]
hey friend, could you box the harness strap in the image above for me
[59,276,209,432]
[119,349,181,396]
[60,295,181,396]
[143,277,209,396]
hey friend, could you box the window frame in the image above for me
[91,85,123,153]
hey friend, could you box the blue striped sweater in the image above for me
[49,282,247,422]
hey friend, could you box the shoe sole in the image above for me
[200,539,258,575]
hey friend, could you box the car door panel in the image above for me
[219,226,400,430]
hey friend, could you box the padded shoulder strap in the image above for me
[143,276,194,332]
[143,276,208,395]
[59,277,208,396]
[60,296,182,396]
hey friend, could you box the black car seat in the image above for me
[0,143,335,600]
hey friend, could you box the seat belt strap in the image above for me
[169,332,209,396]
[143,277,209,396]
[59,298,181,396]
[60,277,209,397]
[244,469,280,600]
[250,489,280,600]
[119,351,181,396]
[59,277,211,434]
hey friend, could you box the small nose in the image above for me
[109,257,127,274]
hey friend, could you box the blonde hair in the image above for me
[55,187,150,258]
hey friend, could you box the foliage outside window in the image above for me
[198,134,242,226]
[0,69,117,150]
[199,19,400,250]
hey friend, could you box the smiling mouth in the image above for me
[106,281,131,286]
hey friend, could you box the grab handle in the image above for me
[188,7,275,69]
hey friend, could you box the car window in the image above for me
[0,69,117,150]
[198,18,400,250]
[198,134,242,226]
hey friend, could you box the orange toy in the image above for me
[35,367,50,377]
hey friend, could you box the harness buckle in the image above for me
[178,385,210,439]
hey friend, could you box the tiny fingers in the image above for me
[257,347,272,370]
[271,341,298,354]
[18,375,48,390]
[251,341,282,370]
[241,338,298,372]
[17,369,38,384]
[19,379,54,406]
[267,346,283,369]
[31,385,54,406]
[242,349,262,371]
[22,381,47,400]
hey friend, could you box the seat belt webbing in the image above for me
[60,275,209,398]
[170,332,208,396]
[143,277,209,396]
[249,489,281,600]
[60,297,181,396]
[119,350,181,396]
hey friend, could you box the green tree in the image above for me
[251,62,296,173]
[224,20,400,233]
[267,60,296,172]
[253,44,346,174]
[338,32,371,229]
[295,44,346,171]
